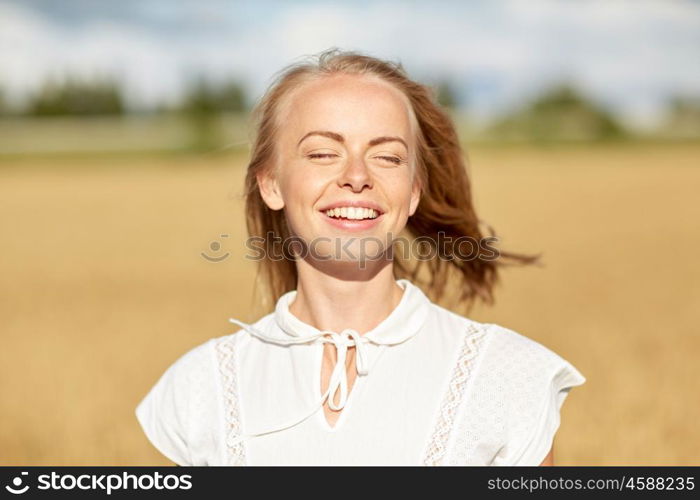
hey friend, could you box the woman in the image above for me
[135,48,585,466]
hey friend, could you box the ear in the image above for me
[408,176,422,216]
[256,169,285,211]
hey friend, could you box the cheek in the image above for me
[280,164,330,207]
[378,171,415,207]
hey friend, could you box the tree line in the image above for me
[0,75,249,117]
[0,75,697,141]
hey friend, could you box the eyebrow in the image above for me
[297,130,408,150]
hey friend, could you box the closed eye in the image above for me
[378,156,403,165]
[307,153,403,164]
[307,153,337,159]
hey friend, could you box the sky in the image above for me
[1,0,699,128]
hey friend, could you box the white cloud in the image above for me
[1,0,699,127]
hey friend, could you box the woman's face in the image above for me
[258,73,421,266]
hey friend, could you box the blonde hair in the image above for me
[242,48,539,313]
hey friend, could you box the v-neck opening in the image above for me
[314,344,387,432]
[315,343,357,432]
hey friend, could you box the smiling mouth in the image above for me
[319,210,385,226]
[320,208,383,221]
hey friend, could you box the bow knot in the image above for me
[228,318,372,412]
[319,328,369,411]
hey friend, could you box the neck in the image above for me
[289,259,404,335]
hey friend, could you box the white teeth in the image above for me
[324,207,379,220]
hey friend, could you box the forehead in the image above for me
[280,74,414,141]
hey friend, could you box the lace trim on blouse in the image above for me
[421,322,488,465]
[215,335,246,465]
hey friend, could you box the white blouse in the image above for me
[135,278,585,466]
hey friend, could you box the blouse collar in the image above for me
[273,278,430,345]
[226,278,432,436]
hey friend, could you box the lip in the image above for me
[319,210,384,232]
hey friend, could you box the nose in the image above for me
[338,155,373,192]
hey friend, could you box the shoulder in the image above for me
[133,312,276,465]
[425,304,583,385]
[478,322,586,389]
[473,322,586,465]
[431,314,586,466]
[427,302,490,342]
[172,337,219,373]
[134,336,224,465]
[155,337,223,394]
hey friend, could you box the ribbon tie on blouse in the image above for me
[319,329,368,410]
[228,318,369,411]
[223,279,430,449]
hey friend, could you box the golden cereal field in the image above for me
[1,142,699,465]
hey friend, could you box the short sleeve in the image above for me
[506,360,586,466]
[135,362,191,465]
[136,338,226,466]
[474,324,586,466]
